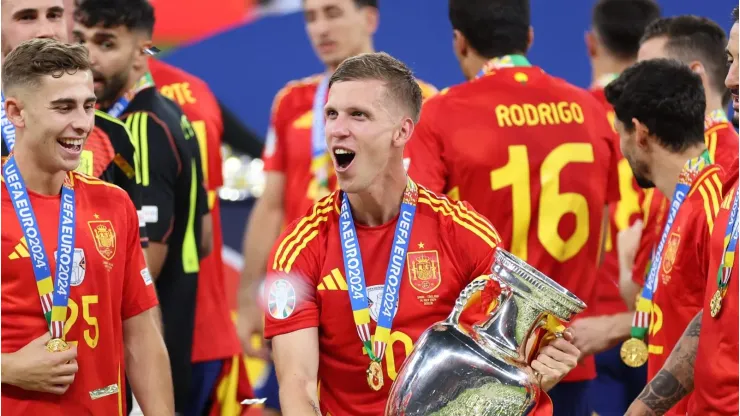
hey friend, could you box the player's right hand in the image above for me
[4,332,79,395]
[238,300,271,361]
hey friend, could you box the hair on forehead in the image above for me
[2,38,91,94]
[329,52,423,123]
[74,0,155,36]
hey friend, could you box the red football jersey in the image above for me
[150,58,241,362]
[590,86,642,316]
[644,165,723,415]
[406,66,621,381]
[689,183,738,416]
[263,75,438,225]
[632,121,738,286]
[264,184,509,416]
[1,172,158,415]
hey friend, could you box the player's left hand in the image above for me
[529,329,580,392]
[569,315,615,357]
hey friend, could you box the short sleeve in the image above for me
[121,190,159,320]
[604,133,621,204]
[406,98,447,193]
[263,219,322,340]
[261,89,289,173]
[181,115,210,218]
[136,112,178,243]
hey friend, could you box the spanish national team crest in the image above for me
[87,220,116,260]
[407,250,442,294]
[662,232,681,275]
[268,279,296,320]
[54,248,86,287]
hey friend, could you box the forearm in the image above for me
[278,379,321,416]
[620,279,640,310]
[124,309,174,415]
[632,311,702,415]
[1,353,18,386]
[240,200,283,301]
[608,312,633,346]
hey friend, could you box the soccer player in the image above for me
[72,0,211,413]
[150,58,252,415]
[575,0,660,413]
[1,0,147,248]
[405,1,621,414]
[238,0,436,412]
[0,38,173,415]
[263,51,580,416]
[604,58,725,416]
[624,10,740,416]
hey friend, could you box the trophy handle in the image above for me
[445,275,512,326]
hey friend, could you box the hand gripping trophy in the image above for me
[385,248,586,416]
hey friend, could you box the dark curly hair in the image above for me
[605,58,706,153]
[449,0,530,59]
[73,0,155,36]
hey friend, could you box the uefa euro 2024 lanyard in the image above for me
[710,187,739,318]
[2,156,77,353]
[621,150,711,367]
[477,54,532,78]
[339,178,418,391]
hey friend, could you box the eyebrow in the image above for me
[50,97,97,106]
[13,6,63,18]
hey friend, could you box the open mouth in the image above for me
[57,138,83,153]
[333,148,356,171]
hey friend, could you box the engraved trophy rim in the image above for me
[494,248,586,315]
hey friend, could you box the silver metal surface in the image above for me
[385,248,586,416]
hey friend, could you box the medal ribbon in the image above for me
[717,188,740,295]
[106,73,155,118]
[1,92,17,151]
[3,156,77,339]
[630,150,711,340]
[310,75,331,196]
[704,109,729,130]
[476,54,532,78]
[339,178,418,363]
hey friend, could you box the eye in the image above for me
[351,111,366,118]
[100,41,115,50]
[325,109,338,118]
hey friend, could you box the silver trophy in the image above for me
[385,248,586,416]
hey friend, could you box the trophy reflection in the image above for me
[385,248,586,416]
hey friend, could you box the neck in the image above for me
[103,66,147,110]
[12,147,67,196]
[652,143,706,198]
[328,43,375,73]
[346,162,407,227]
[705,90,724,117]
[591,55,633,87]
[466,54,491,81]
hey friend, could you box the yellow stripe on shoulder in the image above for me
[696,171,723,232]
[94,109,128,128]
[74,174,120,189]
[272,194,336,271]
[417,189,501,248]
[271,74,323,116]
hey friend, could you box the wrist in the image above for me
[1,353,18,386]
[608,313,633,345]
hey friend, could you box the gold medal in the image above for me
[366,361,384,391]
[45,338,70,353]
[620,338,648,368]
[710,289,723,318]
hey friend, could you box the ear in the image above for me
[5,95,26,129]
[363,6,379,36]
[453,29,468,59]
[394,117,415,149]
[132,37,153,71]
[585,31,597,58]
[688,60,707,79]
[632,118,651,150]
[527,26,535,51]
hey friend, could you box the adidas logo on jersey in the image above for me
[8,238,29,260]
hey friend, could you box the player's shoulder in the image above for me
[415,183,501,249]
[414,78,438,100]
[94,109,129,130]
[270,191,340,273]
[271,73,323,114]
[72,171,126,196]
[687,164,724,225]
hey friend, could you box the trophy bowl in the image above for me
[384,248,586,416]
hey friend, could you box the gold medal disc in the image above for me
[620,338,648,368]
[710,289,723,318]
[366,361,384,391]
[46,338,70,353]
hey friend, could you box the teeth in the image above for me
[334,149,354,155]
[58,138,83,145]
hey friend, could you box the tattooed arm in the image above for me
[272,328,322,416]
[626,311,703,416]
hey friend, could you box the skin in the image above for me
[725,22,739,125]
[271,78,580,414]
[237,0,378,371]
[1,0,66,59]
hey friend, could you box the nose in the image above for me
[725,61,739,91]
[70,109,94,136]
[34,20,61,41]
[325,113,351,142]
